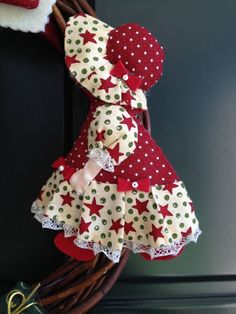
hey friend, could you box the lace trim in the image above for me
[31,202,77,237]
[31,202,202,263]
[88,148,114,172]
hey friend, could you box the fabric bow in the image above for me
[110,60,142,91]
[117,177,151,192]
[52,157,75,181]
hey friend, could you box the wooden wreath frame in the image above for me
[33,1,152,313]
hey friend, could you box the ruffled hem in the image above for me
[31,202,202,263]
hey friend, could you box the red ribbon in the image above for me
[117,177,151,192]
[52,157,76,181]
[110,60,142,91]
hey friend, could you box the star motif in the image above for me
[124,221,136,235]
[106,143,124,163]
[120,115,135,131]
[181,227,192,238]
[121,90,135,106]
[189,201,194,213]
[84,197,104,217]
[65,55,80,68]
[79,217,91,234]
[149,225,164,242]
[109,218,124,234]
[163,182,178,194]
[158,204,173,219]
[133,199,149,215]
[38,189,44,201]
[98,76,116,93]
[80,30,97,45]
[60,192,74,207]
[95,130,105,142]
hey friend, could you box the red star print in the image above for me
[95,130,105,142]
[107,143,124,163]
[189,201,195,213]
[120,115,135,131]
[38,189,44,201]
[79,217,91,234]
[109,219,124,234]
[163,182,178,194]
[80,30,97,45]
[149,225,164,242]
[124,221,136,235]
[65,55,80,67]
[181,227,192,238]
[133,199,149,215]
[158,204,173,219]
[60,192,74,207]
[121,90,135,106]
[84,197,104,217]
[98,76,116,93]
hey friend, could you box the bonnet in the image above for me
[65,13,165,110]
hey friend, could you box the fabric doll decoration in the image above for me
[31,13,202,263]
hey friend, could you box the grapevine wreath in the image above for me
[0,0,201,313]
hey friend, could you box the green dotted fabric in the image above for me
[65,13,147,110]
[35,170,200,254]
[88,104,138,165]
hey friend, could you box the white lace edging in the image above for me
[88,148,114,172]
[31,202,77,237]
[31,202,202,263]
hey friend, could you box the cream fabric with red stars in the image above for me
[88,104,138,170]
[65,13,147,110]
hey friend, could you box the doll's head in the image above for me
[65,13,165,110]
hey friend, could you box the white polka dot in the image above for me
[100,173,103,176]
[132,68,135,71]
[136,31,139,34]
[122,33,126,36]
[135,173,138,176]
[144,51,147,55]
[156,66,159,69]
[139,146,142,149]
[125,61,129,65]
[69,153,72,156]
[72,160,74,163]
[127,178,130,181]
[81,142,83,145]
[168,172,172,175]
[144,66,148,70]
[150,162,153,165]
[143,167,146,171]
[128,26,132,29]
[150,74,154,77]
[137,44,140,48]
[110,36,113,39]
[161,46,164,49]
[111,49,114,52]
[156,51,159,55]
[162,178,165,181]
[131,52,134,56]
[124,46,127,50]
[140,133,143,136]
[78,154,80,157]
[75,147,77,150]
[118,55,121,59]
[82,162,85,166]
[156,156,159,160]
[85,149,87,153]
[149,175,152,179]
[144,153,148,157]
[143,37,146,40]
[151,148,154,151]
[162,164,166,168]
[114,176,117,179]
[145,141,148,144]
[121,170,125,173]
[155,170,159,173]
[144,82,148,85]
[129,164,133,168]
[117,40,120,44]
[161,59,164,63]
[137,159,140,162]
[130,38,133,41]
[150,59,153,62]
[138,59,141,63]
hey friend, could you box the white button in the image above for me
[123,74,129,81]
[132,181,138,188]
[59,165,64,172]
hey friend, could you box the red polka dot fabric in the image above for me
[106,23,165,91]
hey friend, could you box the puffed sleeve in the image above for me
[88,104,138,172]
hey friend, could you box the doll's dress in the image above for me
[32,97,201,263]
